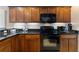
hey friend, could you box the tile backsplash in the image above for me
[10,23,68,29]
[27,23,40,29]
[11,23,40,29]
[40,23,68,29]
[51,23,68,29]
[12,23,26,29]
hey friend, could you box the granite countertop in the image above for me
[61,30,78,35]
[0,34,17,40]
[0,29,78,41]
[0,30,40,41]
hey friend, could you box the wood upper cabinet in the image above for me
[48,7,57,14]
[63,7,71,23]
[9,7,24,22]
[60,34,77,52]
[40,7,48,14]
[24,7,31,22]
[56,7,64,22]
[9,6,71,23]
[9,7,17,22]
[56,7,71,23]
[16,7,24,22]
[0,38,12,52]
[31,7,40,22]
[25,35,40,52]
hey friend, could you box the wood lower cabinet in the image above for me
[11,36,19,52]
[17,35,25,52]
[0,34,77,52]
[68,38,77,52]
[24,38,30,52]
[0,38,12,52]
[60,38,69,52]
[29,39,40,52]
[29,35,40,52]
[25,35,40,52]
[16,34,40,52]
[60,34,78,52]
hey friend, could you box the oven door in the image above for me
[40,34,60,52]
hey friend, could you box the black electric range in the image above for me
[40,26,60,52]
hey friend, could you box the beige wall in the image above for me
[71,6,79,30]
[71,6,79,52]
[5,7,14,29]
[0,7,5,28]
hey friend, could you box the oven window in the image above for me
[43,39,57,47]
[41,35,60,51]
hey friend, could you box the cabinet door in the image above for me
[48,7,57,14]
[40,7,48,14]
[56,7,64,22]
[24,7,31,22]
[29,38,40,52]
[63,7,71,23]
[0,38,12,52]
[24,39,30,52]
[31,7,40,22]
[56,7,71,23]
[60,39,69,52]
[29,35,40,52]
[16,7,24,22]
[11,36,16,52]
[9,7,17,23]
[17,35,25,52]
[11,36,19,52]
[25,35,40,52]
[24,35,30,52]
[69,38,77,52]
[60,35,77,52]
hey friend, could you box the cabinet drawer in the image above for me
[25,35,40,40]
[60,34,77,39]
[31,35,40,39]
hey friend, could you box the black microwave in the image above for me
[40,13,56,23]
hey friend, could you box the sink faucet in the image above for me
[23,25,28,33]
